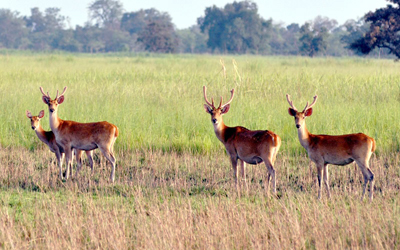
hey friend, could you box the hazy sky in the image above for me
[2,0,390,29]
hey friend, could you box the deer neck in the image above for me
[213,120,228,143]
[35,125,49,144]
[297,123,311,149]
[49,110,62,134]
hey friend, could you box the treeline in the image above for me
[0,0,389,57]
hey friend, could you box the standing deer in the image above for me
[26,110,94,179]
[286,94,375,201]
[40,87,119,182]
[203,86,281,193]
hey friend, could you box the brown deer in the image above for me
[286,94,375,201]
[40,87,119,182]
[26,110,94,179]
[203,86,281,193]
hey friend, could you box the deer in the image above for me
[286,94,376,201]
[40,87,119,182]
[26,110,94,179]
[203,86,281,194]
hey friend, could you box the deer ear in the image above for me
[26,110,32,118]
[221,104,230,114]
[38,110,45,118]
[288,108,296,116]
[305,108,313,117]
[57,95,64,104]
[204,104,213,114]
[42,96,50,104]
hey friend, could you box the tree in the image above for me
[122,9,178,53]
[198,1,271,54]
[24,7,67,50]
[0,9,27,49]
[121,9,166,35]
[74,25,105,52]
[283,23,301,55]
[88,0,124,29]
[52,29,82,52]
[176,25,208,53]
[299,16,336,57]
[349,0,400,58]
[138,18,178,53]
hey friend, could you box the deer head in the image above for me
[203,86,235,125]
[26,110,45,130]
[286,94,318,129]
[40,87,67,114]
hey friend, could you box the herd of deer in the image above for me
[26,87,118,182]
[26,86,375,201]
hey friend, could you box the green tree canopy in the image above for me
[122,8,178,53]
[198,1,271,54]
[349,0,400,58]
[88,0,124,29]
[0,9,27,49]
[299,16,337,57]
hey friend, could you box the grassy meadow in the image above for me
[1,53,400,248]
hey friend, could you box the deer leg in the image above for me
[355,159,374,201]
[64,146,73,180]
[69,149,75,177]
[99,146,116,183]
[239,159,248,191]
[230,156,239,190]
[55,149,63,180]
[86,151,94,174]
[264,159,276,194]
[323,164,331,198]
[74,149,84,178]
[316,164,323,199]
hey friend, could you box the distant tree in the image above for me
[138,18,178,53]
[299,16,337,57]
[25,7,65,32]
[88,0,124,29]
[312,16,338,33]
[52,29,82,52]
[121,9,167,35]
[24,7,67,50]
[284,23,301,55]
[299,23,327,57]
[74,25,105,52]
[349,0,400,58]
[340,19,370,56]
[325,26,349,56]
[122,9,178,53]
[198,1,271,54]
[0,9,27,49]
[176,25,208,53]
[102,28,131,52]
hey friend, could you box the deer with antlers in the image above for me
[40,87,119,182]
[286,94,375,201]
[203,86,281,193]
[26,110,94,179]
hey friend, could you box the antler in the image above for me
[220,89,235,109]
[286,94,298,111]
[204,86,235,109]
[203,86,215,108]
[39,86,50,98]
[55,87,67,100]
[303,95,318,112]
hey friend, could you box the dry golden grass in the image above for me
[0,146,399,249]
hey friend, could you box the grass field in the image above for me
[1,53,400,248]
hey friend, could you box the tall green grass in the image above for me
[1,54,400,154]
